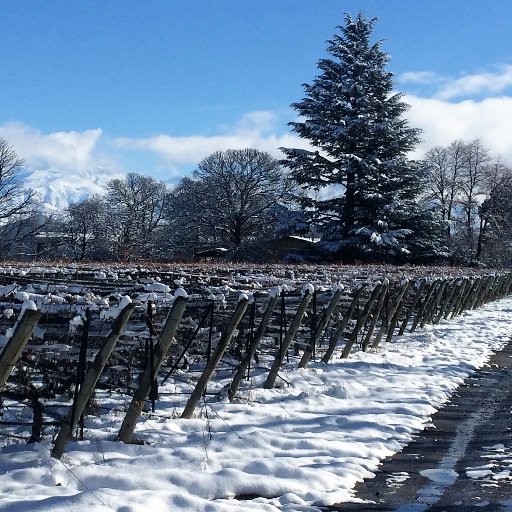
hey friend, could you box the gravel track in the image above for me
[330,339,512,511]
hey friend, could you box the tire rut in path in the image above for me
[328,340,512,511]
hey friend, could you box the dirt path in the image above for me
[328,340,512,511]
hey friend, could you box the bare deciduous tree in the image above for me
[475,166,512,263]
[165,177,218,254]
[189,148,293,251]
[425,140,466,238]
[425,138,512,264]
[106,173,168,259]
[67,195,110,259]
[0,138,40,257]
[0,138,35,221]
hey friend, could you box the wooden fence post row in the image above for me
[318,272,512,364]
[2,272,512,448]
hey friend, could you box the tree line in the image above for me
[1,13,511,266]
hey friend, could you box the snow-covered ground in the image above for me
[1,292,512,511]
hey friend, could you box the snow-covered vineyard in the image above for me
[1,263,512,511]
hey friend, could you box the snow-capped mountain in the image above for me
[19,167,118,211]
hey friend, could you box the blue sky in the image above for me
[2,0,512,183]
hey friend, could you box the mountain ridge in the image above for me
[19,167,115,210]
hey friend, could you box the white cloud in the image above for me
[0,122,113,173]
[399,71,442,85]
[234,110,279,133]
[114,110,310,170]
[435,65,512,100]
[405,94,512,161]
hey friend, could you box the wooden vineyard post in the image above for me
[456,278,478,314]
[118,296,188,443]
[28,388,43,443]
[498,274,509,296]
[322,285,366,363]
[298,285,344,368]
[449,278,469,319]
[504,273,512,296]
[416,279,441,329]
[502,273,512,296]
[475,276,495,308]
[409,279,439,333]
[493,274,508,300]
[486,275,502,303]
[480,276,497,306]
[449,278,468,317]
[466,277,485,311]
[434,278,460,323]
[361,280,389,352]
[398,279,427,335]
[473,276,490,308]
[228,291,280,401]
[264,290,312,389]
[0,307,42,393]
[72,308,91,440]
[493,274,509,301]
[421,279,448,327]
[487,275,502,303]
[181,297,249,419]
[374,279,413,348]
[341,283,383,359]
[52,300,135,459]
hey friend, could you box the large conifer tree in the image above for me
[282,13,445,262]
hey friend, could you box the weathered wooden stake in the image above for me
[372,280,412,349]
[398,279,427,335]
[435,278,460,323]
[181,298,249,418]
[492,274,508,301]
[465,277,485,311]
[376,279,413,348]
[298,286,344,368]
[322,285,366,363]
[228,292,280,400]
[341,283,383,358]
[161,301,214,386]
[494,274,509,300]
[421,279,448,327]
[52,301,135,459]
[264,291,312,389]
[409,279,439,333]
[0,307,42,393]
[28,388,43,443]
[119,296,188,443]
[449,278,469,319]
[457,278,477,313]
[361,281,389,351]
[482,275,498,305]
[71,308,90,440]
[504,273,512,295]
